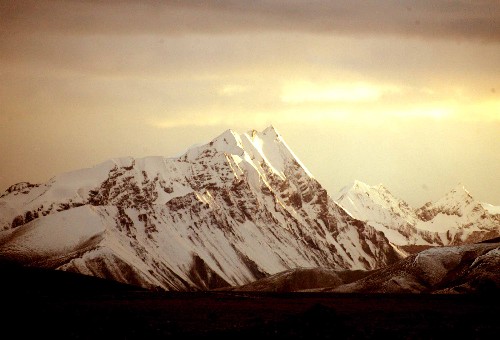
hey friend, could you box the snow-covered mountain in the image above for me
[0,126,400,291]
[416,184,500,243]
[335,181,423,245]
[335,181,500,250]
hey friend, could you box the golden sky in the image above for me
[1,1,499,206]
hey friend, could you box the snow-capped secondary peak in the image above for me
[337,180,499,248]
[335,180,367,201]
[417,183,475,219]
[334,180,420,246]
[339,180,392,195]
[351,180,372,191]
[336,180,399,206]
[413,184,500,243]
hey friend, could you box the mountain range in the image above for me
[0,126,399,291]
[335,180,500,253]
[0,126,498,292]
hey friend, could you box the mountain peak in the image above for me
[213,128,240,144]
[179,126,313,179]
[337,181,397,204]
[417,183,474,210]
[183,129,244,160]
[248,126,283,144]
[445,183,472,200]
[415,182,481,227]
[245,126,313,178]
[451,182,468,192]
[334,180,369,201]
[345,180,372,193]
[354,179,370,188]
[262,125,281,138]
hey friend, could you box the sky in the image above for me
[1,0,499,207]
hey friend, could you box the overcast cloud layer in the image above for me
[2,0,500,40]
[1,1,499,206]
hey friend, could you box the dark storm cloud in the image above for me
[1,0,499,41]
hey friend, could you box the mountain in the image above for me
[335,181,500,251]
[415,184,500,244]
[330,239,500,294]
[0,126,400,291]
[226,238,500,294]
[334,181,422,245]
[221,267,373,292]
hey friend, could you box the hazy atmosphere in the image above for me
[1,0,499,207]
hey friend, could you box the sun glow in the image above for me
[470,100,500,121]
[391,107,452,120]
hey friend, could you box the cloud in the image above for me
[281,81,401,104]
[1,1,499,41]
[218,84,249,96]
[1,1,498,131]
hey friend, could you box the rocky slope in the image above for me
[330,239,500,294]
[0,126,400,291]
[225,238,500,294]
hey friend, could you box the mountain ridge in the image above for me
[0,126,400,291]
[335,180,500,249]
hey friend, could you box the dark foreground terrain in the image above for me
[4,291,499,339]
[2,263,499,339]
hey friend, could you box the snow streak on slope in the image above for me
[335,181,500,248]
[0,126,400,291]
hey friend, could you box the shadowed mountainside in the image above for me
[226,239,500,294]
[220,267,373,292]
